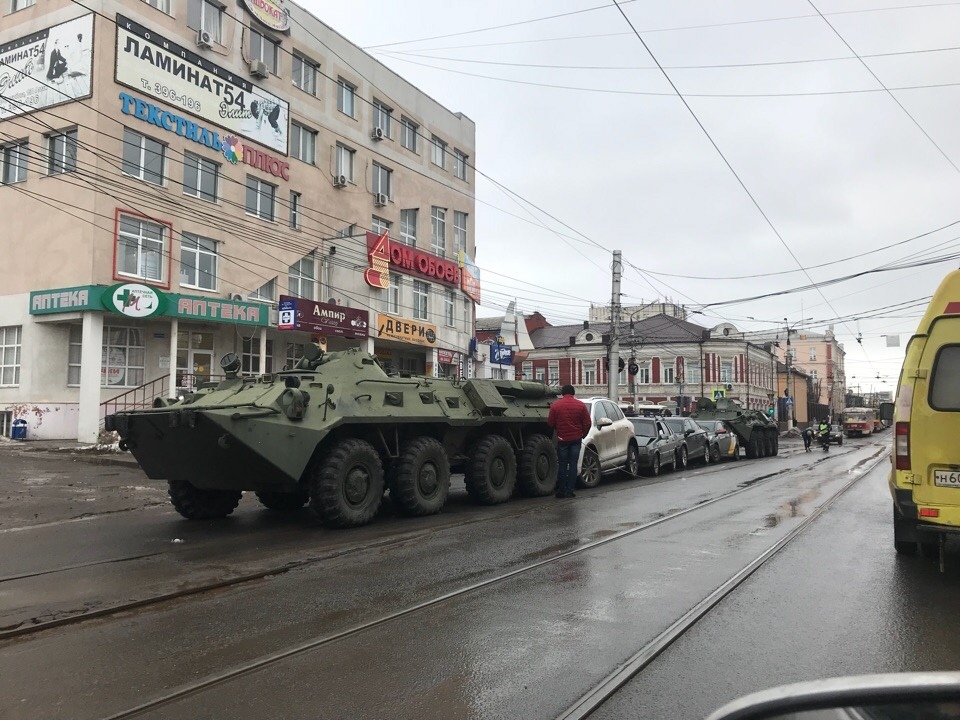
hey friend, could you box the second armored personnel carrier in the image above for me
[690,397,780,459]
[106,345,559,528]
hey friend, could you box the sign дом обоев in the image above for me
[114,14,289,154]
[0,14,94,121]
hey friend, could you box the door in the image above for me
[190,350,214,385]
[913,317,960,509]
[603,400,629,464]
[591,402,613,466]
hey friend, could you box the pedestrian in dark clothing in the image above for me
[547,384,592,499]
[802,426,813,452]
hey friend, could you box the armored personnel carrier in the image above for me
[106,345,559,528]
[690,397,780,459]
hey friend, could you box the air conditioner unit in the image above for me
[249,59,269,78]
[370,126,384,141]
[269,307,279,325]
[228,293,244,302]
[333,174,347,188]
[374,192,388,207]
[196,29,213,48]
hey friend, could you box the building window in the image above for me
[372,100,392,137]
[0,326,21,387]
[687,361,700,385]
[47,129,78,175]
[413,280,429,320]
[249,278,275,301]
[385,273,401,314]
[522,361,533,380]
[371,215,390,236]
[548,360,559,385]
[372,162,391,199]
[285,342,305,370]
[811,370,819,382]
[453,211,467,254]
[338,224,355,238]
[245,175,276,221]
[583,367,596,385]
[290,122,316,164]
[431,206,446,255]
[241,337,273,375]
[809,348,817,361]
[337,78,356,117]
[67,325,82,386]
[444,290,455,326]
[1,141,28,185]
[720,361,733,383]
[182,152,218,202]
[143,0,171,13]
[102,326,145,388]
[292,54,318,95]
[663,366,675,384]
[454,150,468,180]
[430,135,446,168]
[289,191,301,229]
[122,129,164,185]
[187,0,222,43]
[249,30,279,74]
[491,367,509,380]
[637,366,651,384]
[400,117,418,152]
[179,233,217,291]
[400,209,418,247]
[335,143,355,182]
[11,0,35,10]
[289,253,316,300]
[536,367,547,383]
[117,214,166,282]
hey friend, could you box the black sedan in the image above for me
[663,416,710,468]
[628,417,682,476]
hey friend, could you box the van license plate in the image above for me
[933,470,960,487]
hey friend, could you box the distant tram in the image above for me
[843,407,876,437]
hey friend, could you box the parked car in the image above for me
[695,419,740,462]
[663,416,710,467]
[828,423,844,445]
[577,398,640,488]
[628,417,682,476]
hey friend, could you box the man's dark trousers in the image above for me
[556,440,582,495]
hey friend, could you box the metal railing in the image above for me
[100,375,169,419]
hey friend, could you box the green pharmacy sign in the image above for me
[102,283,168,318]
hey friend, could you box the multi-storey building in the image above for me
[0,0,477,440]
[763,326,846,421]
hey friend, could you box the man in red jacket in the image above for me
[548,384,592,498]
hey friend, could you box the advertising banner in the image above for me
[0,14,94,121]
[30,285,101,314]
[459,251,481,304]
[242,0,291,33]
[377,314,437,347]
[368,233,460,288]
[490,342,513,365]
[115,14,289,154]
[278,296,369,338]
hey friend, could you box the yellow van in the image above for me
[890,269,960,561]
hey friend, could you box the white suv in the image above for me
[577,398,641,487]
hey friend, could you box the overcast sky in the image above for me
[303,0,960,392]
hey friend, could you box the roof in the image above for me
[475,316,503,332]
[529,314,706,349]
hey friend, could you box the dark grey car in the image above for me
[663,417,710,468]
[628,417,681,476]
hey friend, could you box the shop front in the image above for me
[27,283,269,441]
[374,313,437,376]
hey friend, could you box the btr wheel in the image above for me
[771,433,780,456]
[310,439,385,528]
[624,442,640,477]
[578,447,602,488]
[465,434,518,503]
[516,433,558,497]
[676,445,689,470]
[168,480,242,520]
[710,444,721,463]
[255,489,309,513]
[390,437,451,516]
[746,433,759,459]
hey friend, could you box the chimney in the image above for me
[583,321,589,330]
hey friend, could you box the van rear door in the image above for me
[912,316,960,509]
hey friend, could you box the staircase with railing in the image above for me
[100,375,170,422]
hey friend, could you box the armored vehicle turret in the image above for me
[690,397,780,459]
[106,345,559,528]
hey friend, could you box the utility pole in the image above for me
[784,320,794,431]
[608,250,622,403]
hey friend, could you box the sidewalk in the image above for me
[0,437,141,467]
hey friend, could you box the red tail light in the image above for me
[895,422,910,471]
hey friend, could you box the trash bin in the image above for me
[11,419,27,441]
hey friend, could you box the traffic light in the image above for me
[603,357,626,372]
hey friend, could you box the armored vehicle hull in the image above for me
[106,346,559,528]
[690,398,780,459]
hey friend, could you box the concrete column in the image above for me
[362,336,375,354]
[259,327,268,373]
[77,311,104,443]
[168,318,178,398]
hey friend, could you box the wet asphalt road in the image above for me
[2,437,952,719]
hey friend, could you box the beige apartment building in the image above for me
[0,0,478,441]
[762,325,846,420]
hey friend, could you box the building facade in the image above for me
[764,326,846,421]
[0,0,477,440]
